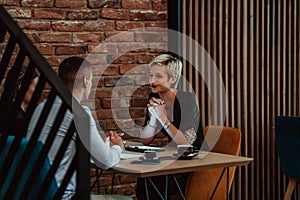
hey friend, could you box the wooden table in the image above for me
[112,149,252,177]
[110,149,253,199]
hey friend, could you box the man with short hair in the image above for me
[27,56,123,199]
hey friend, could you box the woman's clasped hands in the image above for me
[147,97,168,124]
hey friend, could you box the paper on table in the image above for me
[120,153,141,160]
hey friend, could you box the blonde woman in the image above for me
[137,54,206,199]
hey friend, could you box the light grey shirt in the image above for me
[27,96,121,199]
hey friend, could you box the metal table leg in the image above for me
[91,169,103,194]
[111,172,115,194]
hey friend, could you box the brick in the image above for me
[108,54,136,64]
[109,184,136,196]
[122,0,152,10]
[35,44,53,55]
[67,10,98,20]
[157,11,168,20]
[152,0,167,11]
[98,176,115,186]
[7,8,31,18]
[137,54,155,64]
[149,43,168,53]
[117,43,148,53]
[120,175,138,184]
[134,74,149,86]
[119,64,148,75]
[87,54,109,65]
[0,0,18,5]
[119,76,135,86]
[117,86,135,97]
[135,32,164,42]
[96,109,113,120]
[103,77,119,87]
[38,33,72,43]
[119,64,136,75]
[104,76,133,87]
[83,21,115,31]
[33,9,65,19]
[51,21,84,32]
[82,99,99,110]
[89,43,118,53]
[116,21,144,31]
[55,45,86,55]
[129,108,146,118]
[93,76,103,87]
[104,119,118,130]
[105,32,134,42]
[73,32,104,43]
[101,98,130,109]
[116,119,134,129]
[131,98,148,107]
[55,0,87,8]
[25,32,37,43]
[103,65,118,76]
[101,99,112,109]
[145,21,167,29]
[18,20,51,31]
[45,56,65,67]
[88,0,120,8]
[92,65,108,77]
[116,109,131,119]
[129,10,158,21]
[99,8,129,20]
[21,0,53,7]
[132,86,151,97]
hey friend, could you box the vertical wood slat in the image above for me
[178,0,300,199]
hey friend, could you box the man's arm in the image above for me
[83,106,122,169]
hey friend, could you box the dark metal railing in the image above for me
[0,5,90,200]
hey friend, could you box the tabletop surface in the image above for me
[111,148,253,178]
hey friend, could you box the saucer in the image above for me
[139,156,159,161]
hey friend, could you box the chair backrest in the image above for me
[204,126,241,156]
[0,6,90,199]
[185,126,242,200]
[275,116,300,179]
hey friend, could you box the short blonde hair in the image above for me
[149,54,182,88]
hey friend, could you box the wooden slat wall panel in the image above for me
[177,0,300,199]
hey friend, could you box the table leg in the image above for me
[142,175,186,200]
[111,172,115,194]
[91,168,103,194]
[172,174,185,199]
[165,175,168,199]
[145,178,149,200]
[148,177,165,199]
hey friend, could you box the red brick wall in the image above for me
[2,0,167,198]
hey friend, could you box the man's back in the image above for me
[27,96,76,199]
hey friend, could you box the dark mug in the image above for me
[177,145,194,156]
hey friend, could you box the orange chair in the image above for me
[185,126,241,200]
